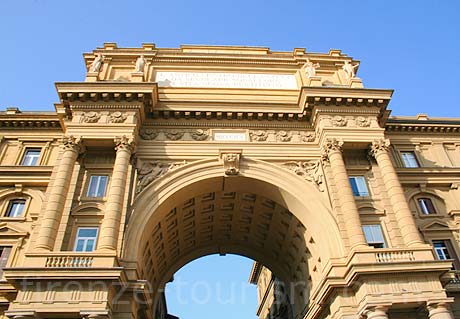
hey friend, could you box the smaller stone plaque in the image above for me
[213,132,247,142]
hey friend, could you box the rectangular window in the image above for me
[21,149,41,166]
[362,225,386,248]
[87,175,108,197]
[0,246,12,278]
[74,227,98,252]
[6,199,26,217]
[401,151,420,168]
[433,240,460,269]
[349,176,369,197]
[418,198,436,215]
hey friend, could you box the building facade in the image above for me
[0,44,459,319]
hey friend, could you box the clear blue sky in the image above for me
[2,1,460,318]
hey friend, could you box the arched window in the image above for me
[417,197,437,215]
[4,199,26,218]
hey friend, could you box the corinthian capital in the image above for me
[60,135,84,153]
[321,138,343,160]
[369,138,390,157]
[114,135,136,153]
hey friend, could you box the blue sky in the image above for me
[1,1,459,318]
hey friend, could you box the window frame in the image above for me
[5,199,26,218]
[431,239,460,269]
[362,224,387,248]
[400,151,420,168]
[86,175,109,198]
[20,148,42,166]
[417,197,437,215]
[348,175,370,197]
[73,227,99,252]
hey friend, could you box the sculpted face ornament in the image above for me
[221,152,241,176]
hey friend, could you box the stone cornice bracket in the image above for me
[60,135,85,154]
[219,150,242,176]
[369,138,390,158]
[320,138,343,162]
[114,135,136,154]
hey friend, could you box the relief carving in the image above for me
[332,116,347,127]
[283,160,324,191]
[109,111,128,123]
[191,129,209,141]
[164,130,185,141]
[89,54,103,73]
[139,128,158,140]
[81,112,101,123]
[249,130,269,142]
[137,160,187,193]
[321,138,343,161]
[356,116,371,127]
[276,130,292,142]
[114,135,136,153]
[369,138,390,157]
[61,135,84,153]
[221,152,241,176]
[300,131,315,142]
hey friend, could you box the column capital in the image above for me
[362,305,390,319]
[60,135,85,154]
[369,138,390,158]
[321,138,343,160]
[427,300,453,315]
[114,135,136,153]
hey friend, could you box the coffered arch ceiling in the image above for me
[123,158,344,311]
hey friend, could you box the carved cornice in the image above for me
[151,110,308,122]
[0,114,61,130]
[385,119,460,134]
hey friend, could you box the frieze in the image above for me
[137,160,187,193]
[282,160,324,191]
[191,129,210,141]
[81,112,101,123]
[355,116,371,127]
[109,111,128,123]
[276,130,292,142]
[331,116,347,127]
[249,130,269,142]
[164,130,185,141]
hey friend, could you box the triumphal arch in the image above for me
[1,44,460,319]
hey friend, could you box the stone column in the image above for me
[427,302,454,319]
[322,138,367,250]
[97,136,135,251]
[363,306,389,319]
[369,139,423,247]
[35,136,84,251]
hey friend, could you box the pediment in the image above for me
[421,220,452,231]
[0,223,29,237]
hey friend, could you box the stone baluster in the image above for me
[369,139,423,247]
[363,306,389,319]
[427,302,454,319]
[97,136,135,251]
[322,138,367,249]
[35,136,84,251]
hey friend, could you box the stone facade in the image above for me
[0,44,459,319]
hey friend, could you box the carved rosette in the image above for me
[355,116,371,127]
[300,131,315,142]
[249,130,269,142]
[282,160,324,191]
[60,135,84,153]
[81,111,101,123]
[276,130,292,142]
[332,116,347,127]
[321,138,343,161]
[114,135,136,153]
[369,138,390,158]
[109,111,128,123]
[191,129,209,141]
[136,160,187,193]
[165,130,185,141]
[139,128,158,140]
[221,152,241,176]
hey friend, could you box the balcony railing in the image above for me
[45,255,94,268]
[22,252,118,268]
[375,250,416,263]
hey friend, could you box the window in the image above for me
[87,175,108,197]
[0,246,12,278]
[362,225,386,248]
[5,199,26,217]
[21,149,41,166]
[349,176,369,197]
[401,151,419,168]
[433,240,460,269]
[418,198,436,215]
[74,227,98,252]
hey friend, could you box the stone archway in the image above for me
[123,158,345,317]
